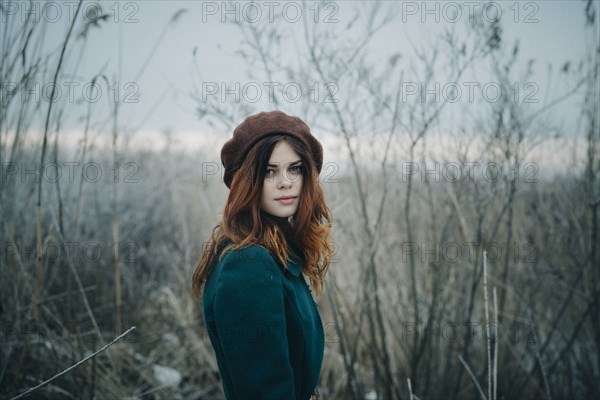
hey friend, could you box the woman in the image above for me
[192,110,334,400]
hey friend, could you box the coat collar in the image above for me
[221,238,303,277]
[284,253,303,277]
[260,210,303,277]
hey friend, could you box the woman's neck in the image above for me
[267,214,291,226]
[260,209,292,227]
[260,210,300,257]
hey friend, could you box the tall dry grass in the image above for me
[1,1,598,399]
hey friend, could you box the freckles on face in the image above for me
[260,141,303,218]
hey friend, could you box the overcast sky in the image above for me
[7,0,597,171]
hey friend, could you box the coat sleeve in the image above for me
[213,245,295,400]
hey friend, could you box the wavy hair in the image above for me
[192,134,333,301]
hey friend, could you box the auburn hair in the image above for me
[191,134,333,301]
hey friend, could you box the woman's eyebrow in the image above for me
[267,159,302,168]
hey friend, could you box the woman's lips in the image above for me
[276,196,296,205]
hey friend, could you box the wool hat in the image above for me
[221,110,323,189]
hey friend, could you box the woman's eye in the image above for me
[290,165,302,174]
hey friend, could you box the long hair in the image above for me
[191,134,333,301]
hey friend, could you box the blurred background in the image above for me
[1,0,598,399]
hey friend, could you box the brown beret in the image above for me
[221,110,323,188]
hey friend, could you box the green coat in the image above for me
[202,241,324,400]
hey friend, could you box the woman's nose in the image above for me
[278,173,293,187]
[276,169,299,186]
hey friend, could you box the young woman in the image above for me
[192,110,334,400]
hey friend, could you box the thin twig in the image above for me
[483,251,492,400]
[535,349,552,400]
[407,377,414,400]
[529,308,552,400]
[493,286,498,400]
[459,355,487,400]
[10,326,136,400]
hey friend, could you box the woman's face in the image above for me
[260,140,303,218]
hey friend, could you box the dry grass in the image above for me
[1,1,598,399]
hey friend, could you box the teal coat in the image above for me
[202,241,324,400]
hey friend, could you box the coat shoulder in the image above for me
[220,243,274,265]
[216,243,282,282]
